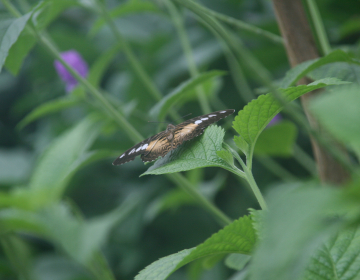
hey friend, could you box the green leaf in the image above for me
[0,13,32,73]
[17,96,80,129]
[149,70,226,121]
[254,121,297,157]
[225,254,251,271]
[234,136,249,156]
[309,85,360,156]
[28,117,101,201]
[280,50,360,88]
[249,184,350,280]
[308,62,360,83]
[232,78,348,161]
[141,126,234,176]
[4,29,36,75]
[216,150,234,166]
[302,226,360,280]
[89,0,159,36]
[136,214,256,280]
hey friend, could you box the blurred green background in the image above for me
[0,0,359,279]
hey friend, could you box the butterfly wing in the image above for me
[112,131,168,165]
[172,109,235,145]
[113,109,235,165]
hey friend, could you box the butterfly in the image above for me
[112,109,235,166]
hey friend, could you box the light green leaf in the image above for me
[29,117,101,200]
[254,121,297,157]
[216,150,234,166]
[309,84,360,157]
[89,0,159,36]
[17,96,80,129]
[225,254,251,271]
[233,78,348,161]
[150,70,226,121]
[142,126,234,176]
[302,226,360,280]
[136,214,256,280]
[308,62,360,83]
[280,50,360,88]
[0,13,32,73]
[249,184,350,280]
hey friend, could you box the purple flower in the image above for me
[54,50,88,92]
[267,114,282,128]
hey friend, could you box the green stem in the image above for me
[243,165,268,210]
[164,0,212,114]
[96,2,162,102]
[224,143,268,210]
[177,0,284,45]
[293,144,318,177]
[169,173,232,226]
[257,156,298,182]
[305,0,332,55]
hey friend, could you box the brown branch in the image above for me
[271,0,350,185]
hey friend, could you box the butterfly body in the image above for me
[113,109,235,166]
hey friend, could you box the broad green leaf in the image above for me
[254,121,297,157]
[136,215,256,280]
[280,50,360,88]
[88,43,122,87]
[225,254,251,271]
[89,0,159,36]
[0,13,32,73]
[17,96,80,129]
[216,150,234,166]
[149,70,226,121]
[142,126,234,176]
[29,117,101,200]
[232,78,348,161]
[302,226,360,280]
[309,85,360,157]
[308,62,360,83]
[249,184,352,280]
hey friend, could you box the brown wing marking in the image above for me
[141,135,171,162]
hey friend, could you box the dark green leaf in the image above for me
[136,214,256,280]
[254,121,297,157]
[142,126,234,176]
[150,70,226,121]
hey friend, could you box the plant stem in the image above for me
[304,0,331,55]
[293,144,318,177]
[96,2,162,102]
[257,156,298,182]
[164,0,212,114]
[169,173,232,226]
[176,0,284,45]
[243,165,268,210]
[224,143,268,210]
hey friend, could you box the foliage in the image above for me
[0,0,360,280]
